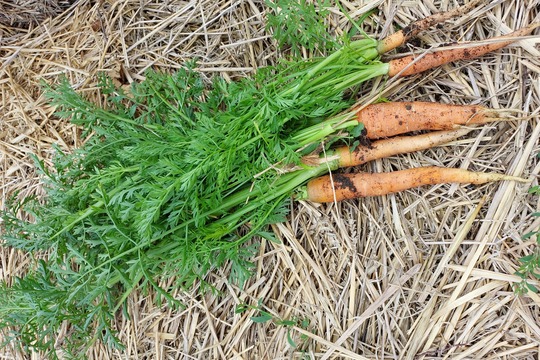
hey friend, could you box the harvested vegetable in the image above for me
[302,128,473,168]
[377,0,486,53]
[302,167,529,203]
[387,23,540,77]
[292,23,538,148]
[355,101,503,139]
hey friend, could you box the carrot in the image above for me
[303,167,528,203]
[377,0,485,54]
[387,23,540,77]
[355,101,500,139]
[302,128,471,168]
[334,128,471,167]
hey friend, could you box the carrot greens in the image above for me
[266,0,336,56]
[0,37,386,356]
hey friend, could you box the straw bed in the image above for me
[1,0,540,358]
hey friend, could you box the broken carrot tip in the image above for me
[377,31,405,54]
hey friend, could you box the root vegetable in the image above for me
[356,101,500,139]
[334,128,471,167]
[387,23,540,77]
[303,167,528,203]
[293,20,537,149]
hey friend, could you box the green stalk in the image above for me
[146,163,330,259]
[287,38,380,95]
[290,112,357,148]
[279,37,382,95]
[0,22,410,356]
[306,62,389,94]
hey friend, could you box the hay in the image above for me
[1,0,540,358]
[0,0,74,31]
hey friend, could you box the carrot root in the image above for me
[377,0,486,54]
[387,23,540,77]
[304,167,529,203]
[336,128,471,168]
[354,101,505,139]
[302,128,471,169]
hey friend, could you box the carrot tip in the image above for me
[497,175,530,183]
[377,0,487,54]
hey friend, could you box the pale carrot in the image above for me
[387,23,540,77]
[303,167,528,203]
[355,101,500,139]
[377,0,485,54]
[301,128,471,168]
[335,128,470,167]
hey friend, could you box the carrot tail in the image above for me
[304,167,529,203]
[377,0,486,54]
[387,23,540,77]
[356,101,497,139]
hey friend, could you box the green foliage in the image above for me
[266,0,336,57]
[0,12,387,356]
[515,185,540,295]
[0,261,123,358]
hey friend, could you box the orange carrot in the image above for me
[302,128,471,168]
[303,167,528,203]
[387,23,540,77]
[355,101,499,139]
[377,0,485,54]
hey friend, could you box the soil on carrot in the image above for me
[333,173,359,195]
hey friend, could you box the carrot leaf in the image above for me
[0,8,390,355]
[266,0,336,56]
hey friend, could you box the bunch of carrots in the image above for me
[300,102,530,203]
[295,2,537,203]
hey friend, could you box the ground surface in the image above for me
[1,0,540,358]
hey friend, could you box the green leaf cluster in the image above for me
[266,0,336,57]
[514,185,540,295]
[0,22,388,356]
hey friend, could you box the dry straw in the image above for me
[1,0,540,358]
[0,0,73,30]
